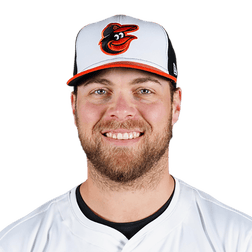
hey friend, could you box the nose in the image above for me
[105,93,137,120]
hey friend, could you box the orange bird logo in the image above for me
[99,23,139,55]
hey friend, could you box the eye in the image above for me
[119,32,124,39]
[114,34,120,40]
[94,89,107,95]
[139,89,152,94]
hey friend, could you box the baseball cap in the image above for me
[67,15,178,87]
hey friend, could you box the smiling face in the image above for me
[71,68,180,184]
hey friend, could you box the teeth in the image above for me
[105,132,141,140]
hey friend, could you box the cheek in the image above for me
[77,100,105,128]
[138,101,171,126]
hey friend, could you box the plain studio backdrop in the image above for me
[0,0,251,231]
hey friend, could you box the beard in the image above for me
[76,112,173,184]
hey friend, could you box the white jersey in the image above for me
[1,178,252,252]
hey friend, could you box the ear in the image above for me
[71,92,77,126]
[172,88,182,125]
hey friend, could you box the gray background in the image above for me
[0,0,251,230]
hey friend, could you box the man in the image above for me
[0,15,251,251]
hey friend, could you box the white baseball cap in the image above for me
[67,15,178,87]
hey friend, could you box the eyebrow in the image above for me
[81,76,162,87]
[130,77,162,86]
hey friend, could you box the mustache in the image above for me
[94,119,150,132]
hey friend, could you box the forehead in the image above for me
[76,67,171,87]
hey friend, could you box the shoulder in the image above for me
[176,175,252,220]
[0,190,72,251]
[177,178,252,246]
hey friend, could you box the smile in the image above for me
[106,132,143,140]
[102,131,144,146]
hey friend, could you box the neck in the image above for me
[79,150,174,223]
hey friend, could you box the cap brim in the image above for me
[67,61,177,86]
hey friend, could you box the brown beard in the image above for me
[75,112,173,184]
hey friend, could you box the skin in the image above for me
[71,68,181,223]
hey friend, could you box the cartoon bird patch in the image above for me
[99,23,139,55]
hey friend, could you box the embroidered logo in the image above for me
[99,23,139,55]
[173,63,178,76]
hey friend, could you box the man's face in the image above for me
[71,68,180,183]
